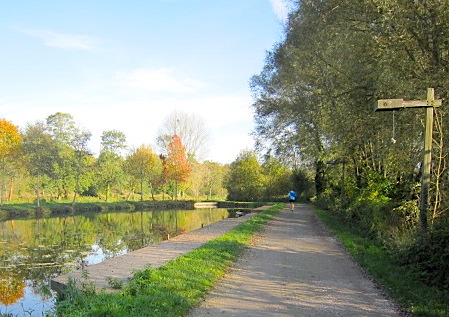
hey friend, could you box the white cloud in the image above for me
[114,68,206,93]
[22,29,96,51]
[269,0,290,22]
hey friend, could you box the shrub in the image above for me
[399,224,449,289]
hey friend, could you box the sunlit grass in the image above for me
[315,208,449,317]
[53,204,284,317]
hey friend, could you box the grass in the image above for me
[315,208,449,317]
[53,203,284,317]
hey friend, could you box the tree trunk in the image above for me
[0,175,4,206]
[8,177,14,201]
[140,179,144,201]
[106,184,110,202]
[36,174,41,208]
[315,160,326,196]
[72,175,80,206]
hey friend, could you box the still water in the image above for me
[0,208,231,317]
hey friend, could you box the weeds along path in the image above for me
[188,203,402,317]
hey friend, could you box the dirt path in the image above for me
[188,203,402,317]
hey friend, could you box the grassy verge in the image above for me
[315,208,449,317]
[54,203,284,317]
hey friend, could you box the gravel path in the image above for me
[188,203,403,317]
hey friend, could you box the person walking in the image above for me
[288,190,296,211]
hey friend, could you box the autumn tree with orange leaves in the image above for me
[0,119,22,205]
[163,135,191,199]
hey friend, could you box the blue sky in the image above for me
[0,0,289,163]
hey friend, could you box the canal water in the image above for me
[0,208,232,317]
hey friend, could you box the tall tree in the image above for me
[163,135,191,199]
[45,112,79,199]
[201,161,228,200]
[262,155,293,200]
[125,146,162,201]
[156,111,209,160]
[22,121,58,207]
[71,130,92,205]
[95,131,127,202]
[225,150,265,201]
[0,119,22,205]
[100,130,127,156]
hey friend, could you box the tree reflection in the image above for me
[0,269,25,306]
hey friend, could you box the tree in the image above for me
[163,135,191,199]
[201,161,228,200]
[125,146,162,201]
[156,111,209,160]
[22,121,58,207]
[95,131,127,202]
[100,130,127,156]
[186,159,203,200]
[46,112,78,144]
[225,150,265,201]
[45,112,79,199]
[0,119,22,205]
[185,159,227,200]
[71,129,92,205]
[262,156,293,200]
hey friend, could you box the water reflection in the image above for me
[0,208,229,316]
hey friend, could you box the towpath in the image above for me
[51,206,269,293]
[188,203,403,317]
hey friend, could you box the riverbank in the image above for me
[52,204,284,317]
[0,200,264,221]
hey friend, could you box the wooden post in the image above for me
[375,88,443,231]
[419,88,435,231]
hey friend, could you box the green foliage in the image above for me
[54,204,284,317]
[225,150,265,201]
[317,170,421,245]
[106,277,124,290]
[262,156,293,200]
[292,169,315,200]
[399,224,449,290]
[95,151,125,202]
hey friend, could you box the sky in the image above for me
[0,0,289,164]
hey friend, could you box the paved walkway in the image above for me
[188,204,402,317]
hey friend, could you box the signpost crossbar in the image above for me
[375,98,442,111]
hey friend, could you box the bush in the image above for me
[399,225,449,289]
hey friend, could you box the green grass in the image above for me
[315,208,449,317]
[53,203,284,317]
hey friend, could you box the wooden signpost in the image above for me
[375,88,443,231]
